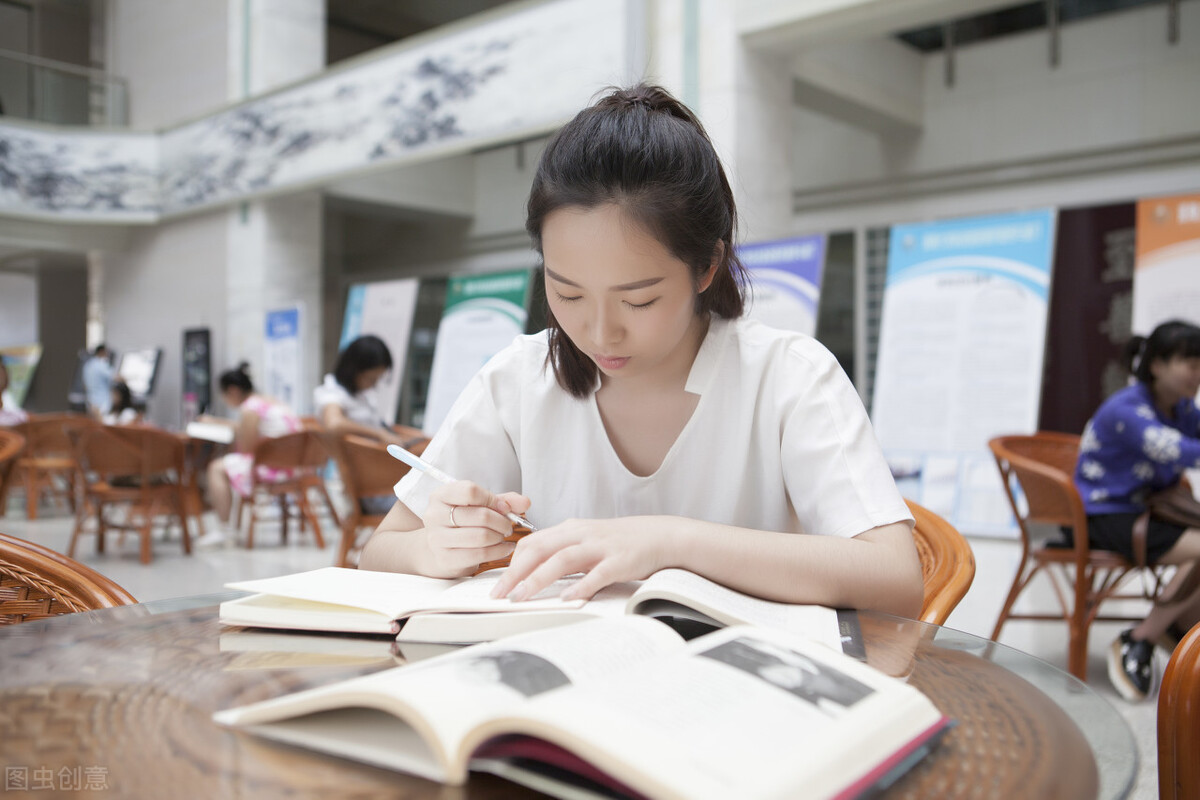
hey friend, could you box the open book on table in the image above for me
[215,616,950,800]
[219,567,855,654]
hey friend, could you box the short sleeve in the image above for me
[394,368,522,517]
[779,347,912,538]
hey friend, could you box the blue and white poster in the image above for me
[739,235,827,335]
[871,209,1057,536]
[264,306,302,411]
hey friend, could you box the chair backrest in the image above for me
[1159,622,1200,800]
[906,499,976,626]
[21,413,99,459]
[332,434,412,501]
[988,433,1086,531]
[252,430,332,473]
[0,429,25,503]
[0,532,136,624]
[75,425,185,479]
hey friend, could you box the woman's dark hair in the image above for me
[218,362,254,395]
[111,381,133,412]
[1126,319,1200,386]
[526,83,748,397]
[333,335,393,395]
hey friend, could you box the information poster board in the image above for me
[117,348,162,403]
[738,235,827,335]
[422,269,534,435]
[182,328,212,422]
[1132,193,1200,333]
[0,343,42,407]
[871,209,1057,536]
[264,307,302,411]
[340,279,420,425]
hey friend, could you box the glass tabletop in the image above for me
[917,620,1137,800]
[0,596,1137,800]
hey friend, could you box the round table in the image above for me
[0,594,1136,799]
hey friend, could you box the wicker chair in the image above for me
[12,413,98,519]
[0,428,25,517]
[906,499,976,626]
[69,425,192,565]
[327,433,427,567]
[1159,621,1200,800]
[0,532,136,624]
[238,430,339,549]
[988,432,1158,681]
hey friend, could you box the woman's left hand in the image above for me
[489,517,672,602]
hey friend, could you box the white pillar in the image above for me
[223,0,325,413]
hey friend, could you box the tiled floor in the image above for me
[1,500,1160,799]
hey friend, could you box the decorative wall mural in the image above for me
[0,0,633,223]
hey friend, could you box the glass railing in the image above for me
[0,47,128,126]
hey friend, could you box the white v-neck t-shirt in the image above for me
[395,316,911,539]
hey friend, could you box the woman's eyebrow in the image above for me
[544,266,664,292]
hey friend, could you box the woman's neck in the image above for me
[1151,384,1179,420]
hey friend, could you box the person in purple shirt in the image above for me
[1075,319,1200,702]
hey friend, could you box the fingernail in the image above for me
[510,581,528,601]
[489,583,505,599]
[497,498,511,514]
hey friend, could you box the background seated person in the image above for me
[315,335,420,448]
[102,381,142,426]
[0,361,27,427]
[197,363,301,548]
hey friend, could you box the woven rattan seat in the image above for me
[907,499,976,626]
[69,425,192,564]
[0,532,135,624]
[11,413,98,519]
[238,430,339,549]
[327,433,427,567]
[988,431,1163,681]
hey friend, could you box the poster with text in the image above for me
[1133,193,1200,333]
[871,208,1057,536]
[0,344,43,408]
[264,307,302,412]
[738,235,827,336]
[423,269,534,435]
[340,279,421,425]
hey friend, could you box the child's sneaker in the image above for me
[1108,629,1154,702]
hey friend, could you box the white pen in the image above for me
[386,444,538,531]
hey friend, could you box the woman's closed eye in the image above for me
[553,291,583,303]
[624,298,659,309]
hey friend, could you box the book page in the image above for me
[629,569,842,651]
[216,617,685,780]
[469,624,944,800]
[224,567,460,618]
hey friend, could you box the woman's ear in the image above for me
[698,241,725,293]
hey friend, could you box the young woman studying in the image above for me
[198,364,302,548]
[1074,320,1200,702]
[361,84,923,617]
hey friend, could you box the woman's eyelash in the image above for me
[626,299,658,309]
[554,291,582,302]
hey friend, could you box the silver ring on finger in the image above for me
[448,505,459,528]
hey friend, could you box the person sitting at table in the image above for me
[314,335,419,448]
[101,381,142,426]
[0,361,28,427]
[1075,319,1200,702]
[360,84,923,620]
[197,363,302,548]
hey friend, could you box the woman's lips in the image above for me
[594,354,629,370]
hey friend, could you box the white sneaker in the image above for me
[194,527,235,549]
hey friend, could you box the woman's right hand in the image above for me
[420,481,530,577]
